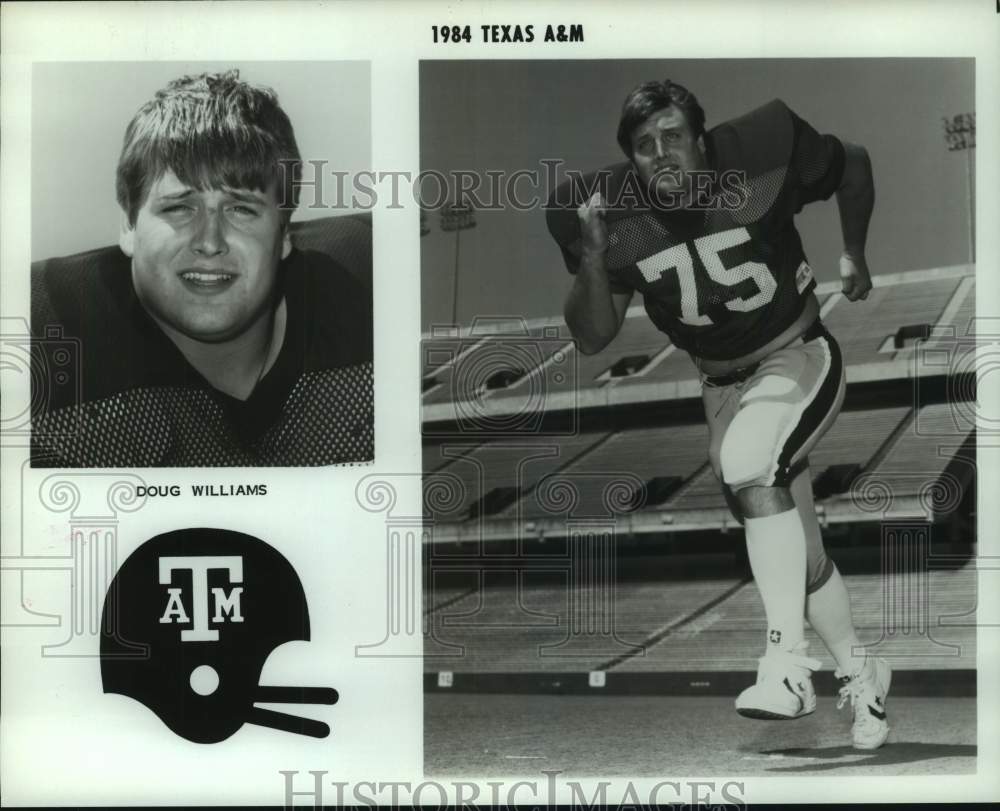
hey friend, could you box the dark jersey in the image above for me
[546,100,846,360]
[30,247,373,467]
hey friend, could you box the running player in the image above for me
[547,79,890,749]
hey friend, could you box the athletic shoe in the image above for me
[836,656,891,750]
[735,642,821,720]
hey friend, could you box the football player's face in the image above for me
[120,170,291,345]
[630,106,705,207]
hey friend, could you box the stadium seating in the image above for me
[821,276,963,367]
[421,322,572,408]
[422,266,976,537]
[821,402,976,521]
[501,422,710,520]
[542,313,673,398]
[424,563,976,674]
[422,266,978,683]
[664,405,913,515]
[424,431,609,521]
[929,277,976,342]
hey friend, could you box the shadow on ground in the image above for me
[760,742,977,773]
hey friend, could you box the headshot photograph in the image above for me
[30,61,374,467]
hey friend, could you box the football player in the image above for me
[547,79,890,749]
[31,70,373,467]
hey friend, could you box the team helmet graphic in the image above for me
[100,528,338,744]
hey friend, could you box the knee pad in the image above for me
[708,446,723,483]
[722,483,745,524]
[719,401,792,489]
[807,554,835,594]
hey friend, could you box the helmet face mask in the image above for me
[100,528,337,744]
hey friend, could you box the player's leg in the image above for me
[728,480,817,719]
[704,385,815,718]
[721,326,845,719]
[793,468,891,748]
[705,373,815,719]
[703,376,743,523]
[724,445,810,661]
[734,483,806,652]
[793,466,860,672]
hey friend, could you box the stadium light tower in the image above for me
[943,112,976,262]
[439,201,477,327]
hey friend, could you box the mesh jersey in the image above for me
[546,100,846,360]
[31,247,373,467]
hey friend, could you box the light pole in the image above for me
[943,112,976,262]
[439,202,477,326]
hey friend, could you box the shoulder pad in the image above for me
[546,161,646,249]
[708,99,795,177]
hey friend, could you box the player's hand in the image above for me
[840,252,872,302]
[577,192,609,255]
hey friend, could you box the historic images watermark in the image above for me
[422,316,579,438]
[1,317,81,449]
[1,464,149,658]
[279,159,751,214]
[280,769,746,809]
[2,318,151,656]
[842,313,994,656]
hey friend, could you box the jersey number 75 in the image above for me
[635,227,777,326]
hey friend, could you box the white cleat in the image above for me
[736,642,821,720]
[837,656,892,750]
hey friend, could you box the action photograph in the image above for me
[419,58,977,777]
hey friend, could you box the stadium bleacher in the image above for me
[422,265,978,686]
[937,277,976,338]
[502,422,710,521]
[663,404,914,517]
[820,402,976,522]
[421,322,574,408]
[424,431,609,521]
[539,314,673,399]
[822,276,963,367]
[423,563,977,675]
[423,265,976,538]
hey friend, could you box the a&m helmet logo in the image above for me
[158,555,245,640]
[100,528,337,744]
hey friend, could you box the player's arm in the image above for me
[836,141,874,302]
[563,193,634,355]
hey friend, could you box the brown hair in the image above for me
[116,70,301,224]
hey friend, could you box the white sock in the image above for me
[806,565,866,676]
[745,508,807,652]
